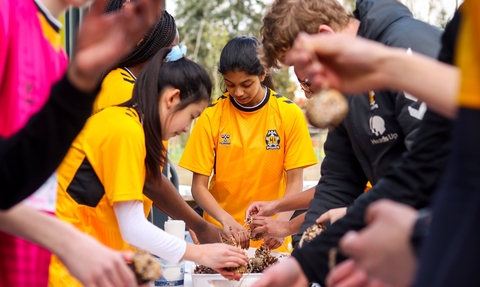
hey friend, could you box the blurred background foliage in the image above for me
[173,0,295,101]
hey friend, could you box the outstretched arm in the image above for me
[285,33,459,118]
[276,168,303,222]
[191,173,250,249]
[0,0,162,209]
[246,187,314,218]
[0,203,137,287]
[113,200,248,280]
[144,175,226,244]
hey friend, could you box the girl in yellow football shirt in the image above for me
[90,2,226,245]
[92,1,179,114]
[49,47,248,286]
[179,37,318,252]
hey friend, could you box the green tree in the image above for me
[173,0,293,100]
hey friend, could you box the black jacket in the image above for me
[293,0,444,284]
[0,75,99,209]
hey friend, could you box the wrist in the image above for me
[219,215,232,228]
[189,218,208,233]
[379,48,407,91]
[271,199,282,214]
[67,63,100,93]
[183,243,202,263]
[276,211,291,222]
[54,223,83,260]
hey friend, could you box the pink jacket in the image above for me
[0,0,68,138]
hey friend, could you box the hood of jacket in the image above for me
[354,0,414,40]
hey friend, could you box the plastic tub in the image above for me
[190,248,288,287]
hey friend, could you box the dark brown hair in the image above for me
[126,48,212,182]
[218,36,275,90]
[261,0,353,69]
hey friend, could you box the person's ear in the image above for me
[259,70,267,82]
[162,88,181,110]
[317,24,335,34]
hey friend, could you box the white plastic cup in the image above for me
[164,220,186,241]
[154,258,185,287]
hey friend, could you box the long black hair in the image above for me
[126,49,212,182]
[218,36,275,90]
[105,0,177,68]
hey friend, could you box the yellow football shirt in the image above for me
[92,67,136,115]
[457,1,480,109]
[49,107,151,287]
[179,89,318,252]
[92,66,168,159]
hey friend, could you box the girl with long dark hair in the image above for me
[179,36,318,252]
[49,48,248,286]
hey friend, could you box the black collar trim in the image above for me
[34,0,61,33]
[229,88,270,112]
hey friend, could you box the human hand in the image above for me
[214,268,244,281]
[262,237,284,250]
[193,243,248,270]
[251,216,292,238]
[251,257,309,287]
[284,33,395,95]
[194,222,228,244]
[222,217,250,249]
[317,207,347,225]
[326,259,388,287]
[339,200,418,287]
[68,0,162,91]
[245,200,279,218]
[58,233,137,287]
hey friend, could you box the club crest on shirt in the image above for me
[265,130,280,150]
[220,134,231,146]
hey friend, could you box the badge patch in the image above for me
[265,130,280,150]
[220,134,231,146]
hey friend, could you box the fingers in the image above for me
[88,0,108,17]
[326,259,370,287]
[214,268,242,281]
[316,212,331,224]
[364,200,388,224]
[339,231,361,258]
[188,228,200,244]
[246,204,258,219]
[219,231,230,243]
[94,274,115,287]
[326,259,356,287]
[238,229,250,249]
[251,217,268,237]
[251,274,275,287]
[251,226,266,238]
[226,245,248,257]
[118,254,137,287]
[123,0,161,42]
[262,237,282,250]
[230,230,241,248]
[120,251,134,262]
[133,0,162,21]
[222,247,248,266]
[292,33,343,61]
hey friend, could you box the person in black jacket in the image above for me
[259,0,441,244]
[251,7,461,287]
[326,11,460,287]
[256,0,440,274]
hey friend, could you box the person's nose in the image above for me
[234,87,244,97]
